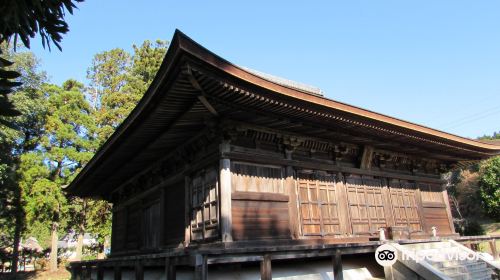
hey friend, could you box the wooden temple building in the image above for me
[66,30,500,280]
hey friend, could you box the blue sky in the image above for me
[30,1,500,139]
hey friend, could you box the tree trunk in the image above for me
[75,231,84,261]
[10,186,23,275]
[50,222,59,272]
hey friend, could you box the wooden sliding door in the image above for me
[389,180,422,232]
[345,176,388,235]
[297,170,341,236]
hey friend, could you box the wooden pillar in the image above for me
[72,265,82,280]
[165,257,176,280]
[135,262,144,280]
[160,187,166,247]
[489,240,499,261]
[333,250,343,280]
[336,172,352,235]
[184,176,191,247]
[260,254,272,280]
[220,141,233,242]
[442,189,456,233]
[415,187,426,235]
[194,254,207,280]
[360,145,374,170]
[113,266,122,280]
[285,149,300,238]
[97,264,104,280]
[84,265,92,280]
[381,178,395,228]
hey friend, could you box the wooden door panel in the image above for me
[389,180,422,232]
[346,176,387,235]
[297,171,341,236]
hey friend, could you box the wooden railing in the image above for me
[452,235,500,261]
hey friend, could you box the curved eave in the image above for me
[66,29,500,197]
[174,31,500,153]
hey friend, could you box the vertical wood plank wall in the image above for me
[226,160,454,241]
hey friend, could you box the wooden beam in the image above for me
[165,257,176,280]
[72,265,82,280]
[186,65,219,117]
[260,254,272,280]
[113,266,122,280]
[489,241,499,261]
[285,149,300,238]
[360,145,374,170]
[336,172,352,235]
[333,250,343,280]
[85,265,92,280]
[442,189,456,234]
[135,262,144,280]
[220,141,233,242]
[184,176,191,247]
[194,255,207,280]
[160,188,166,247]
[224,149,445,184]
[97,265,104,280]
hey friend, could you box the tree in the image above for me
[1,1,82,273]
[20,80,93,271]
[87,40,168,142]
[479,156,500,221]
[78,40,168,257]
[0,44,47,273]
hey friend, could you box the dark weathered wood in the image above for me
[113,266,122,280]
[97,265,104,280]
[159,188,166,247]
[135,262,144,280]
[360,145,373,170]
[232,191,289,202]
[333,250,343,280]
[224,150,445,184]
[194,254,207,280]
[165,257,176,280]
[260,254,272,280]
[72,265,82,280]
[84,265,92,280]
[232,198,290,240]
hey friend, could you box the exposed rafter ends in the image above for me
[65,29,500,197]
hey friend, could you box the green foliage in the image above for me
[455,219,486,236]
[87,40,168,143]
[0,46,47,254]
[1,39,168,261]
[478,131,500,140]
[479,156,500,221]
[0,0,83,50]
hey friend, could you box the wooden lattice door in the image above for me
[297,171,341,236]
[389,180,422,232]
[346,176,387,235]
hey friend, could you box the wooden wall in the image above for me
[226,159,454,241]
[109,123,456,255]
[110,179,188,254]
[231,162,290,240]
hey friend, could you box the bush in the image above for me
[479,157,500,221]
[455,219,485,236]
